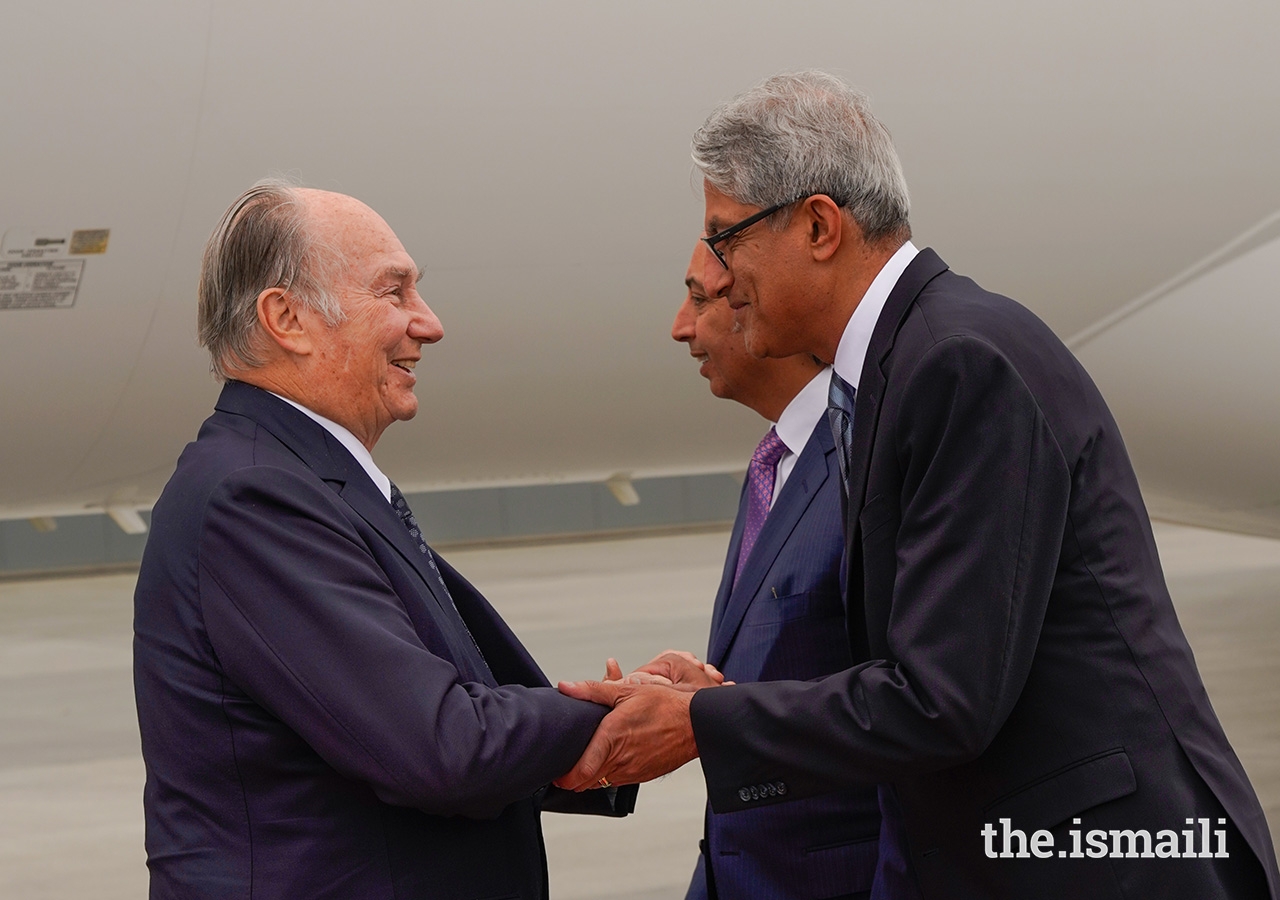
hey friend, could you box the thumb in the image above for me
[558,679,627,708]
[604,658,624,681]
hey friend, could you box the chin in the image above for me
[745,330,792,360]
[388,395,420,423]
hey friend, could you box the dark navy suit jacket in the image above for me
[686,420,883,900]
[134,382,612,899]
[691,250,1280,899]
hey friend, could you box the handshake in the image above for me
[553,650,732,792]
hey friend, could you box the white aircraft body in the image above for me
[3,1,1279,540]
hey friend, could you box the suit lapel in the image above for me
[707,481,748,659]
[709,423,834,667]
[841,249,949,648]
[339,480,438,587]
[844,249,949,528]
[332,473,495,675]
[215,382,463,633]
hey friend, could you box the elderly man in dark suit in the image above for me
[557,72,1278,899]
[672,242,905,900]
[134,180,628,900]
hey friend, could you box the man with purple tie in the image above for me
[671,242,910,900]
[557,72,1277,900]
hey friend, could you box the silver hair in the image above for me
[197,177,344,380]
[691,71,911,244]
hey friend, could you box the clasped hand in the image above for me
[553,650,729,791]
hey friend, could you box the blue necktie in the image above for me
[827,372,857,496]
[390,483,491,678]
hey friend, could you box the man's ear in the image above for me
[256,287,312,356]
[803,195,848,262]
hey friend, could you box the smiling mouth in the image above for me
[391,359,417,375]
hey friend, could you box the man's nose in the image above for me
[410,298,444,344]
[671,295,696,342]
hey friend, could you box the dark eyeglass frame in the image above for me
[702,194,811,270]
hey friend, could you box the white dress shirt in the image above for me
[832,241,919,390]
[768,367,833,508]
[270,392,393,503]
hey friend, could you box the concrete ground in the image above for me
[0,523,1277,898]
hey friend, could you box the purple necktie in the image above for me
[735,427,788,582]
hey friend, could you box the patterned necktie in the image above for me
[827,372,857,496]
[389,483,491,677]
[735,427,789,582]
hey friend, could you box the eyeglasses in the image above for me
[702,195,810,270]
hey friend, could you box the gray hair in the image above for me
[197,178,344,380]
[691,71,910,244]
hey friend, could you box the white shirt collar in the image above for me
[833,240,919,389]
[767,366,832,506]
[269,392,393,503]
[774,366,832,456]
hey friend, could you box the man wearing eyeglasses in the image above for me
[558,71,1278,899]
[672,242,909,900]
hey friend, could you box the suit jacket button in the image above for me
[766,783,777,797]
[750,785,760,800]
[776,781,787,796]
[738,788,751,803]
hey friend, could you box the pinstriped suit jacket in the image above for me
[687,421,882,900]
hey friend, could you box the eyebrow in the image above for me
[380,265,425,283]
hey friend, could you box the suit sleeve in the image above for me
[196,465,606,819]
[692,334,1072,809]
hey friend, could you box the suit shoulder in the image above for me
[911,270,1061,352]
[892,270,1087,407]
[890,274,1114,464]
[151,410,329,541]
